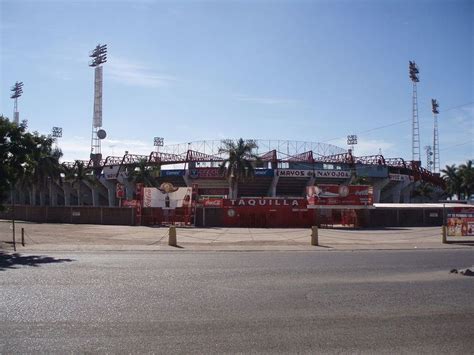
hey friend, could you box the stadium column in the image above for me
[98,177,117,207]
[83,180,100,207]
[387,179,411,203]
[372,178,390,203]
[401,180,417,203]
[62,182,73,206]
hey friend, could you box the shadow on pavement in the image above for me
[0,252,74,271]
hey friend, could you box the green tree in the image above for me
[218,138,260,199]
[0,116,38,208]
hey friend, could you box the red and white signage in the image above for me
[123,199,140,208]
[307,185,373,206]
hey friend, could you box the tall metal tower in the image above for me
[431,99,440,173]
[10,81,23,125]
[409,61,420,162]
[89,44,107,164]
[424,145,433,172]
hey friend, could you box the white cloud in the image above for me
[107,56,176,88]
[236,95,298,105]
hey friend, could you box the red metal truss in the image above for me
[353,155,386,165]
[185,150,224,163]
[149,151,186,164]
[384,158,407,168]
[102,156,125,167]
[259,150,277,162]
[284,150,314,163]
[317,152,354,164]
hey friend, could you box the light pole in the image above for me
[89,44,107,165]
[432,99,440,174]
[409,61,420,162]
[10,81,23,125]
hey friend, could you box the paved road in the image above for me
[1,250,474,353]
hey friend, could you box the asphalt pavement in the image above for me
[1,220,473,251]
[1,249,474,353]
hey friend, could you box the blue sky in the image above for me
[1,0,472,168]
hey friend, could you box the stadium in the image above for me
[6,138,449,228]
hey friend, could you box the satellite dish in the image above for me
[97,129,107,139]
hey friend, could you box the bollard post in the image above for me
[442,225,447,244]
[169,226,177,247]
[21,228,25,247]
[311,226,319,246]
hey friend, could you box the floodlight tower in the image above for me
[52,126,63,149]
[431,99,440,174]
[409,61,420,162]
[347,135,358,155]
[89,44,107,164]
[10,81,24,124]
[154,137,164,152]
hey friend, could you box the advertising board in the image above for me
[161,170,185,177]
[223,198,305,208]
[447,208,474,236]
[189,168,225,179]
[277,169,350,178]
[306,185,373,206]
[104,165,120,180]
[143,186,193,209]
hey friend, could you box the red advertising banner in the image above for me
[307,185,373,206]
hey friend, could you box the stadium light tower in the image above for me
[10,81,24,125]
[154,137,164,152]
[347,135,358,154]
[89,44,108,165]
[52,126,63,149]
[431,99,440,174]
[409,61,420,162]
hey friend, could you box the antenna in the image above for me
[409,61,420,162]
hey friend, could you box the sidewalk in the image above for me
[1,220,472,252]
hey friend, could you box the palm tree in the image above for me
[441,164,462,199]
[218,138,260,199]
[459,160,474,199]
[63,160,95,206]
[127,159,159,187]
